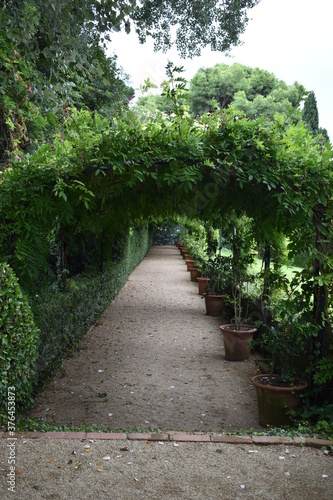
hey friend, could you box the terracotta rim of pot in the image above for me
[220,323,257,334]
[252,374,308,392]
[203,292,227,298]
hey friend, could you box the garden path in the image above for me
[30,245,260,432]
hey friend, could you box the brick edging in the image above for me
[0,430,331,448]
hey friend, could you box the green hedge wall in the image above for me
[0,264,40,414]
[29,224,152,396]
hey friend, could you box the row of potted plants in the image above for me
[176,236,320,428]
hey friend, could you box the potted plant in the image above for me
[251,286,320,427]
[219,214,257,361]
[202,255,231,317]
[197,275,211,295]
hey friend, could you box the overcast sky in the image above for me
[108,0,333,140]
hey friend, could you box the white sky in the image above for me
[107,0,333,139]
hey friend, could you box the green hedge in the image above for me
[30,224,152,389]
[0,264,40,413]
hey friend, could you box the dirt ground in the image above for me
[29,245,260,432]
[1,246,332,499]
[1,438,332,500]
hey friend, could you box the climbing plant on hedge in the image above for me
[0,263,40,414]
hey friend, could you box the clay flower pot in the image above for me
[204,293,226,317]
[197,277,211,295]
[180,247,188,256]
[185,259,196,271]
[189,267,201,282]
[252,374,308,427]
[220,324,257,361]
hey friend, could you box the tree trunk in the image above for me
[262,242,271,325]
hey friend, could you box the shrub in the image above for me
[0,263,40,413]
[29,224,152,388]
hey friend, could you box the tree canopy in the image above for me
[189,63,306,124]
[132,0,261,57]
[0,2,134,167]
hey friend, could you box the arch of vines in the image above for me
[1,105,332,351]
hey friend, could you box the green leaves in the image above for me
[1,94,333,304]
[0,264,40,412]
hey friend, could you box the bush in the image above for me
[0,263,40,413]
[29,224,152,388]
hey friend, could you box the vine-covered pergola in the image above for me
[1,106,332,354]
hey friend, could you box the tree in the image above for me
[132,0,261,58]
[135,94,175,118]
[189,63,306,123]
[2,0,260,79]
[0,2,133,165]
[302,91,331,143]
[303,91,319,134]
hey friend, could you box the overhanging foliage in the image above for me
[1,106,332,287]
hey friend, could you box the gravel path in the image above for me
[1,437,332,500]
[29,245,260,432]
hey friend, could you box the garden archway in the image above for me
[1,107,332,351]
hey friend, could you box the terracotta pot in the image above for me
[252,374,308,427]
[189,267,201,282]
[186,259,196,271]
[197,277,211,295]
[180,247,187,257]
[220,324,257,361]
[204,293,226,316]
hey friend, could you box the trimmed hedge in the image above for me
[30,224,152,389]
[0,263,40,413]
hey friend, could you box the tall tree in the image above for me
[302,91,319,134]
[302,91,331,142]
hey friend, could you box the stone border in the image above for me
[0,431,331,448]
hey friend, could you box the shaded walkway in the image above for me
[30,246,260,432]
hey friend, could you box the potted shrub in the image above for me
[202,255,231,317]
[197,276,211,295]
[196,226,218,295]
[220,214,257,361]
[251,288,320,427]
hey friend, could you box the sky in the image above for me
[107,0,333,139]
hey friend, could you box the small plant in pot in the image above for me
[202,255,232,317]
[219,214,257,361]
[251,284,321,427]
